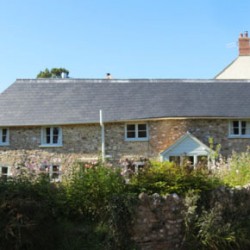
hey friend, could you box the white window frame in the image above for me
[40,164,62,182]
[125,123,149,141]
[0,166,11,179]
[49,164,62,182]
[228,120,250,138]
[0,128,9,146]
[169,155,208,169]
[40,127,63,147]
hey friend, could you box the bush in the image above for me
[65,162,137,249]
[128,161,222,195]
[219,149,250,186]
[0,174,67,250]
[183,188,250,250]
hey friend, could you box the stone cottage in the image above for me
[0,33,250,179]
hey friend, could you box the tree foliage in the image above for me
[37,68,69,78]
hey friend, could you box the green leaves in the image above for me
[129,161,222,195]
[36,68,69,78]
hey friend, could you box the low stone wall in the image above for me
[131,186,250,250]
[132,193,185,250]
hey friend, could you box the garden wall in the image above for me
[132,185,250,250]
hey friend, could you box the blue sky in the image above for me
[0,0,250,92]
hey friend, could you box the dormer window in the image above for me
[40,127,62,147]
[0,128,9,146]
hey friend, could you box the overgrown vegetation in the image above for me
[0,164,136,250]
[219,149,250,186]
[1,150,250,249]
[129,160,222,195]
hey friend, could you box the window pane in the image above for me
[127,131,136,138]
[127,124,135,131]
[53,128,58,144]
[138,131,147,138]
[51,173,59,179]
[169,156,181,165]
[1,167,8,175]
[52,165,59,172]
[246,122,250,135]
[46,128,51,143]
[127,124,136,138]
[138,124,147,138]
[232,121,239,135]
[138,124,146,130]
[51,165,60,180]
[2,129,7,143]
[241,121,246,135]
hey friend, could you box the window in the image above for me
[50,165,61,182]
[0,128,9,146]
[229,120,250,137]
[0,166,10,181]
[40,164,62,182]
[169,155,208,169]
[41,127,62,146]
[125,124,148,141]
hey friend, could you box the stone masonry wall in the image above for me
[0,119,249,175]
[132,185,250,250]
[132,193,185,250]
[149,119,250,157]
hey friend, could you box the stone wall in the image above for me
[149,119,250,157]
[131,185,250,250]
[0,119,249,174]
[132,193,184,250]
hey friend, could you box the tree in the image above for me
[37,68,69,78]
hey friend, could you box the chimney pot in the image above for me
[106,73,112,79]
[239,31,250,56]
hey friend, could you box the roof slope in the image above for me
[0,78,250,126]
[215,56,250,79]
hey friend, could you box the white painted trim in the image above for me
[0,128,10,146]
[160,132,211,157]
[228,135,250,139]
[0,165,11,177]
[228,120,250,138]
[125,123,149,141]
[49,164,62,182]
[39,144,63,148]
[160,132,212,163]
[40,126,63,146]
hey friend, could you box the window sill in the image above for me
[125,138,149,142]
[39,144,63,148]
[0,143,10,147]
[228,135,250,139]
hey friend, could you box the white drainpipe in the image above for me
[100,110,105,162]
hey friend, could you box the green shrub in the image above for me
[220,150,250,186]
[129,161,222,195]
[183,189,250,250]
[65,162,137,249]
[65,162,128,218]
[0,174,68,250]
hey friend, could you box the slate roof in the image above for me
[0,78,250,126]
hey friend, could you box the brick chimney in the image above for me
[239,31,250,56]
